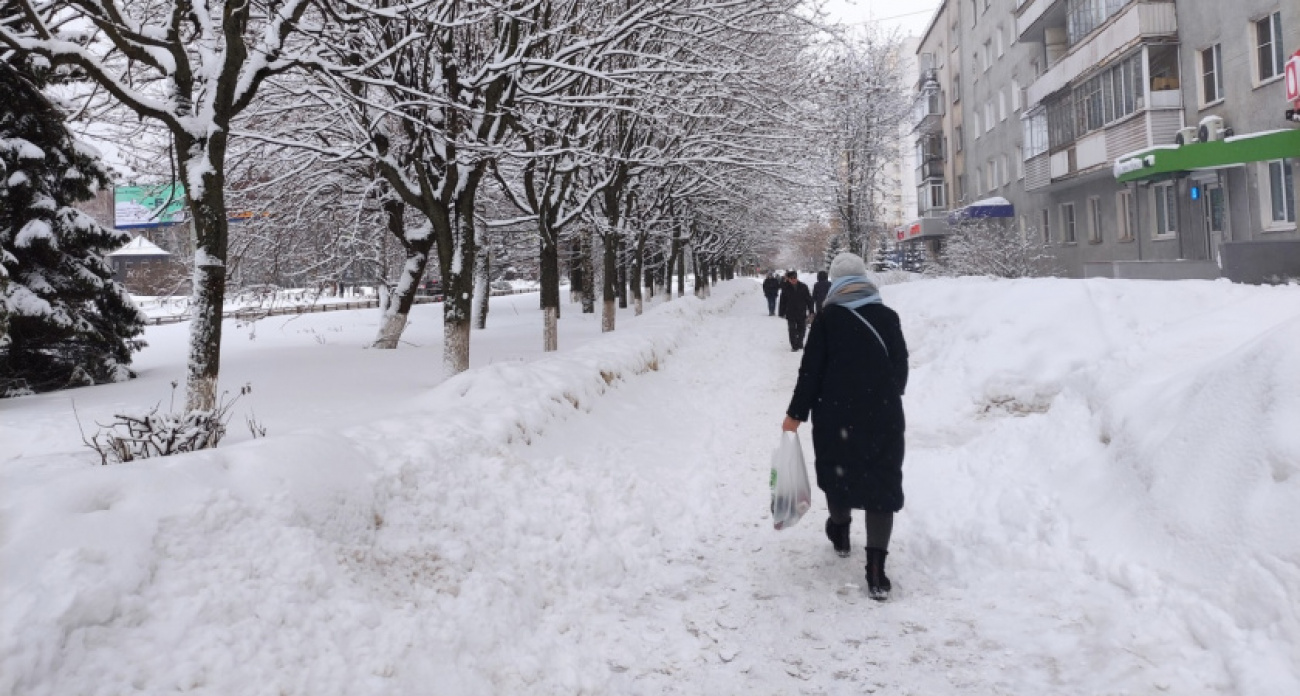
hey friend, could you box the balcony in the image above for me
[912,91,945,134]
[1026,2,1176,107]
[916,159,945,181]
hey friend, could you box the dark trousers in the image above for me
[828,503,894,550]
[787,317,807,349]
[766,295,777,315]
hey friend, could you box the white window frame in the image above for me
[1087,196,1102,243]
[1200,44,1223,107]
[1254,12,1285,84]
[1061,202,1077,243]
[1040,208,1052,244]
[1153,182,1178,238]
[1261,159,1297,228]
[1116,189,1135,242]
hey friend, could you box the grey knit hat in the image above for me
[828,252,867,280]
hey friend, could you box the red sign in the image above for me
[909,223,922,237]
[1287,50,1300,104]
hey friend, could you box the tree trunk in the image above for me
[601,233,618,332]
[616,236,628,309]
[440,193,478,375]
[631,236,645,315]
[540,232,560,352]
[579,225,595,314]
[373,245,430,348]
[681,240,691,297]
[472,215,489,330]
[372,197,429,349]
[180,137,229,413]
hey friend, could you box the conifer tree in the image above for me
[0,62,145,396]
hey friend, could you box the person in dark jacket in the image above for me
[761,273,781,316]
[812,270,830,314]
[782,252,908,601]
[776,270,815,351]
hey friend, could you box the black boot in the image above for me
[865,548,891,601]
[825,518,851,557]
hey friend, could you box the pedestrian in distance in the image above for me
[776,270,814,351]
[812,270,830,314]
[761,273,781,316]
[781,252,909,601]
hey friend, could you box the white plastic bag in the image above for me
[770,431,812,530]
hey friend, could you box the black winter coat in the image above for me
[777,281,814,321]
[786,303,909,512]
[812,279,831,312]
[762,277,781,298]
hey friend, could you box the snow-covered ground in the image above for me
[2,276,1299,695]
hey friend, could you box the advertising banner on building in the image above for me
[114,184,187,228]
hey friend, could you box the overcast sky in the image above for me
[821,0,939,38]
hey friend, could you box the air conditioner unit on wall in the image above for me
[1199,116,1226,143]
[1174,127,1198,145]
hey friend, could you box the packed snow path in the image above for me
[4,278,1299,695]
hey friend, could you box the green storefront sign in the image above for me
[114,183,187,228]
[1114,129,1300,184]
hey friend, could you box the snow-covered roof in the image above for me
[970,197,1011,207]
[107,235,171,257]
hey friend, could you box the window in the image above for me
[973,111,982,137]
[1255,12,1285,82]
[999,155,1010,186]
[1087,196,1102,243]
[983,41,992,72]
[925,179,947,209]
[985,102,995,133]
[957,174,967,200]
[1015,147,1024,179]
[1061,203,1077,243]
[996,29,1005,58]
[952,75,961,102]
[1201,44,1223,105]
[1023,111,1049,158]
[1011,79,1021,111]
[1041,209,1052,244]
[975,166,984,194]
[998,90,1007,121]
[955,125,963,151]
[1116,190,1135,241]
[1266,159,1297,224]
[1153,182,1178,236]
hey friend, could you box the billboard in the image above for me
[114,184,187,228]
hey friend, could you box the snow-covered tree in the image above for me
[0,62,144,396]
[937,219,1057,279]
[2,0,316,411]
[807,29,911,256]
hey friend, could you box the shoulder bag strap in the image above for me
[843,307,889,356]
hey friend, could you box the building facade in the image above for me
[908,0,1300,281]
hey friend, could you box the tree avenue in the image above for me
[1,0,916,447]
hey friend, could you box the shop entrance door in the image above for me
[1202,183,1226,264]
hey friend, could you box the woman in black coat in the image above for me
[782,252,908,600]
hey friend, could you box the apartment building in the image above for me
[909,0,1300,281]
[905,0,1049,266]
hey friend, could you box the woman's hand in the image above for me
[782,415,802,432]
